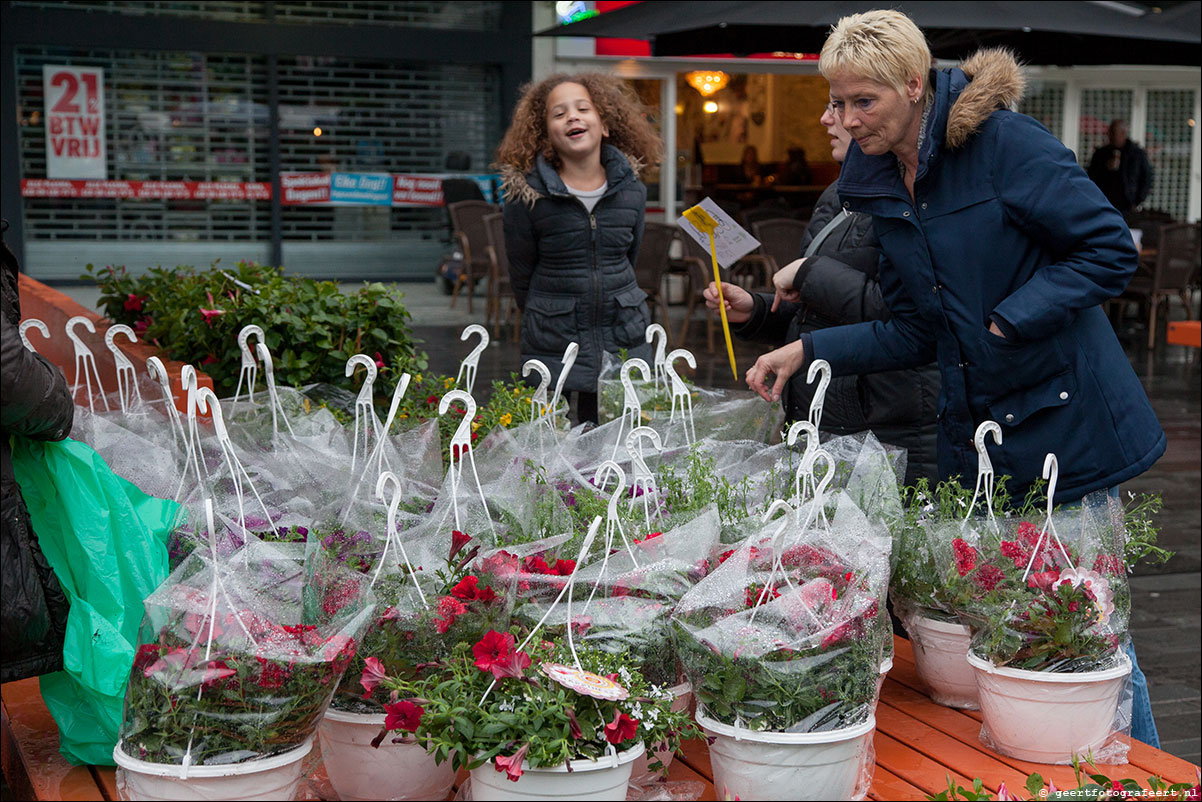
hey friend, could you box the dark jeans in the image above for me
[572,391,599,426]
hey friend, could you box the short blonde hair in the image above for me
[819,10,932,100]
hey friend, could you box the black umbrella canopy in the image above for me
[539,1,1201,66]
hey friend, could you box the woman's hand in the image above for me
[987,321,1006,339]
[745,340,807,403]
[770,258,806,312]
[704,281,754,324]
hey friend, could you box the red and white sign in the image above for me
[280,172,331,204]
[391,174,445,206]
[21,179,271,200]
[43,66,107,180]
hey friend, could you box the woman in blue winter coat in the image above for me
[742,9,1163,746]
[495,73,662,424]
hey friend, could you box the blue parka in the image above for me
[809,49,1164,502]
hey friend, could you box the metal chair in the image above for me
[633,222,676,333]
[447,199,496,313]
[482,212,520,341]
[1120,221,1202,349]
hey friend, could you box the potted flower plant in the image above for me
[958,491,1137,765]
[671,493,892,802]
[371,631,696,802]
[319,531,511,802]
[114,542,374,801]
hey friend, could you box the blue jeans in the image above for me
[1070,488,1160,748]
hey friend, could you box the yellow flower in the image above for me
[444,377,455,389]
[499,413,512,427]
[302,398,311,414]
[414,373,424,385]
[513,387,521,396]
[472,421,480,432]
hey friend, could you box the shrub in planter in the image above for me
[84,261,426,396]
[373,632,698,792]
[117,540,375,768]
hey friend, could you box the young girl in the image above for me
[495,73,662,425]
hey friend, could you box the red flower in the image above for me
[1027,569,1062,593]
[434,596,468,634]
[487,649,532,680]
[133,317,152,334]
[1000,539,1025,568]
[522,555,551,574]
[952,538,978,576]
[493,742,530,782]
[566,707,583,740]
[201,659,236,689]
[426,394,439,405]
[132,643,160,673]
[1092,554,1123,576]
[634,531,662,544]
[973,564,1006,591]
[373,351,385,370]
[360,656,388,697]
[199,307,225,326]
[550,559,576,576]
[717,549,736,565]
[450,529,472,560]
[820,620,857,650]
[256,657,290,689]
[604,711,639,744]
[478,551,520,579]
[384,699,424,732]
[124,293,145,312]
[451,575,497,604]
[473,630,516,673]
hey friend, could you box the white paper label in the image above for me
[676,197,760,269]
[43,66,106,180]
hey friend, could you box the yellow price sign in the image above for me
[681,204,739,380]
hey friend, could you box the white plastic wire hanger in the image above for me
[963,420,1003,530]
[371,470,429,607]
[785,420,820,504]
[664,348,697,447]
[146,356,185,453]
[644,323,669,396]
[254,341,296,440]
[105,324,143,413]
[1019,453,1076,583]
[548,342,580,425]
[194,386,276,533]
[19,318,49,353]
[231,324,265,410]
[65,315,109,412]
[807,359,832,430]
[522,358,552,424]
[456,324,489,397]
[610,357,650,462]
[625,425,662,530]
[345,353,383,475]
[440,389,497,540]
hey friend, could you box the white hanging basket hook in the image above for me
[19,319,50,353]
[232,324,265,407]
[965,420,1003,526]
[456,324,489,396]
[806,359,831,430]
[65,315,109,412]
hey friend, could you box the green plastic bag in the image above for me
[11,436,179,766]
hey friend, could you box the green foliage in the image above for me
[379,636,698,776]
[928,757,1199,800]
[84,261,427,396]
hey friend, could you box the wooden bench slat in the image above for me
[867,763,927,801]
[1,678,108,801]
[873,729,979,795]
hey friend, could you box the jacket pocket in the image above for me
[524,294,578,354]
[612,286,650,347]
[975,331,1071,399]
[987,369,1077,428]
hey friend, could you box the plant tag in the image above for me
[539,663,628,701]
[676,196,759,268]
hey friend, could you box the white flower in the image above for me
[617,667,633,685]
[497,698,516,713]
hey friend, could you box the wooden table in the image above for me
[4,637,1199,800]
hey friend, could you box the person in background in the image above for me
[494,73,662,425]
[1088,119,1154,218]
[1,220,75,682]
[705,104,940,486]
[741,10,1162,746]
[780,146,813,186]
[740,144,764,185]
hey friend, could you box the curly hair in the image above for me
[493,72,662,176]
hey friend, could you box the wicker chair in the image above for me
[447,199,496,313]
[482,212,520,340]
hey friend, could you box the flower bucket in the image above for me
[968,651,1131,764]
[697,708,876,802]
[317,709,454,802]
[469,741,645,802]
[909,616,979,709]
[629,681,693,786]
[112,738,313,801]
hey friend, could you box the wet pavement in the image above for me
[51,278,1202,764]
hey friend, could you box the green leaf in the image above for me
[723,674,746,702]
[1026,772,1044,797]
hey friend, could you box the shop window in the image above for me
[1144,89,1195,222]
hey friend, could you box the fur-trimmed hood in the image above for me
[498,144,643,208]
[944,48,1026,149]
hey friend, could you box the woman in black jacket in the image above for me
[707,107,940,484]
[496,73,662,424]
[1,224,74,682]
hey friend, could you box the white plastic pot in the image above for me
[112,738,313,801]
[968,651,1131,764]
[909,616,980,709]
[470,741,645,801]
[697,708,876,801]
[629,681,693,786]
[317,708,454,801]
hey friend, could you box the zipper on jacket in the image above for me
[589,212,603,365]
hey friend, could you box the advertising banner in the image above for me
[329,172,393,205]
[43,65,107,179]
[21,180,271,200]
